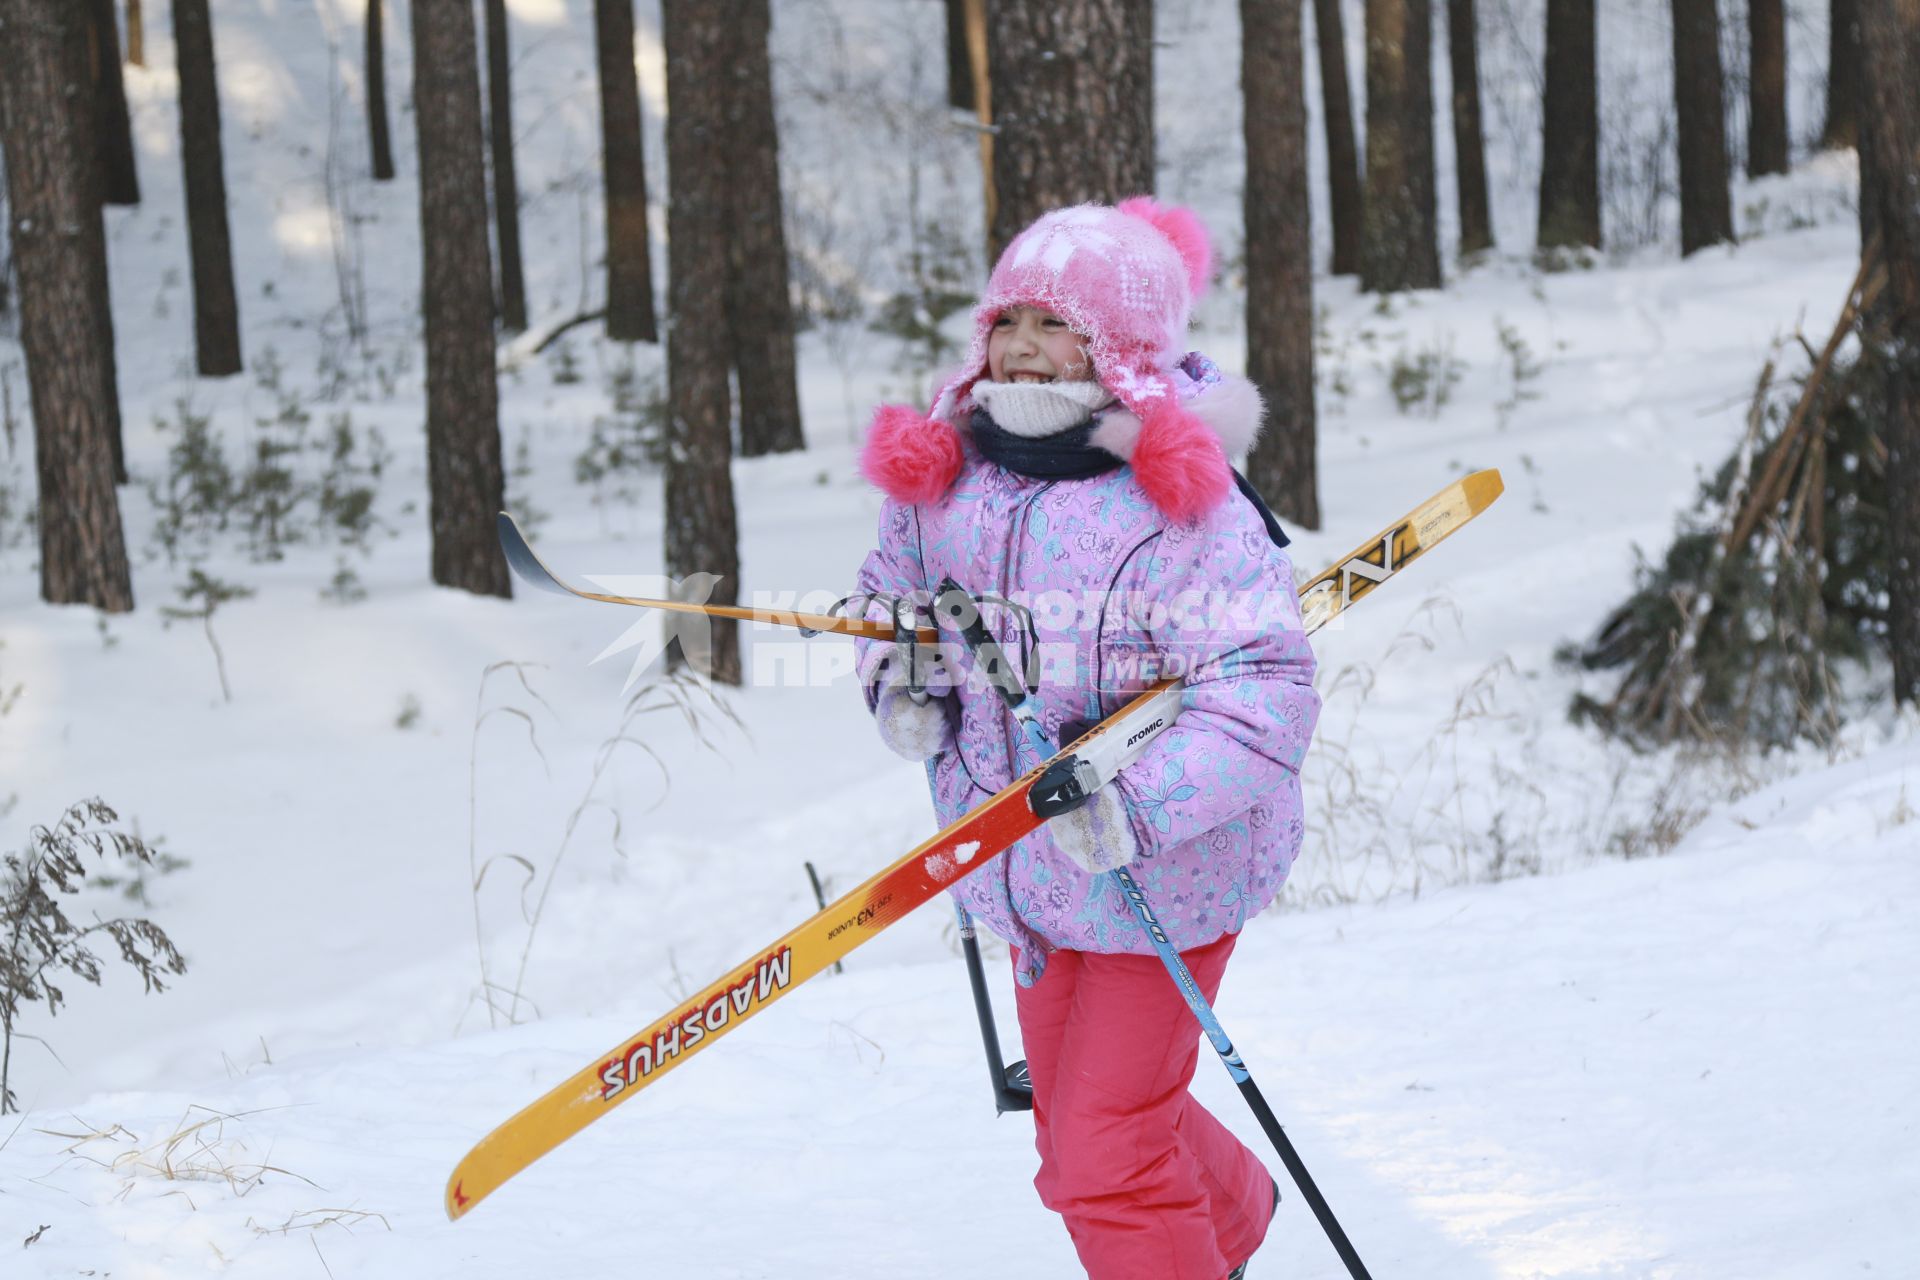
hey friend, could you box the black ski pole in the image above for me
[891,595,1033,1114]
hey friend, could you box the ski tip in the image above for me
[446,1174,474,1221]
[1461,468,1505,511]
[496,511,572,597]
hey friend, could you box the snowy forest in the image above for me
[0,0,1915,1275]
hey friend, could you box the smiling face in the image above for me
[986,305,1095,385]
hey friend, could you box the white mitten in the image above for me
[1046,784,1141,874]
[860,640,957,762]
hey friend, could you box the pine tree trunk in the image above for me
[986,0,1155,262]
[71,2,128,483]
[947,0,975,111]
[1748,0,1789,176]
[411,0,509,598]
[367,0,395,180]
[1822,0,1860,149]
[484,0,527,333]
[725,0,803,456]
[86,0,139,206]
[0,0,133,611]
[172,0,241,377]
[966,0,996,257]
[1537,0,1600,249]
[1242,0,1320,531]
[662,0,742,685]
[1311,0,1364,275]
[1856,0,1920,704]
[595,0,658,342]
[1448,0,1494,255]
[125,0,143,66]
[1361,0,1442,291]
[1672,0,1734,255]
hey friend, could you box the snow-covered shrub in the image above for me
[0,801,186,1115]
[145,372,390,571]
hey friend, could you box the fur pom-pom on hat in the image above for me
[859,404,965,506]
[1122,400,1232,523]
[1115,197,1212,299]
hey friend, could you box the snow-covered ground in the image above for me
[2,1,1915,1276]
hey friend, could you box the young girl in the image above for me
[851,199,1319,1280]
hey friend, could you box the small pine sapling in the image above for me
[161,569,255,703]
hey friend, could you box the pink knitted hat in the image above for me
[859,198,1234,523]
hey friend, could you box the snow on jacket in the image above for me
[852,370,1319,985]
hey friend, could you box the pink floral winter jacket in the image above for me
[853,373,1320,985]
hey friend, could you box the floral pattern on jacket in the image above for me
[854,448,1318,985]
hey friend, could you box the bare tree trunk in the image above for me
[1856,0,1920,704]
[1748,0,1788,176]
[986,0,1155,262]
[172,0,241,376]
[72,3,128,482]
[1242,0,1320,531]
[125,0,143,66]
[595,0,658,342]
[483,0,527,332]
[1822,0,1860,149]
[1362,0,1442,291]
[1448,0,1494,255]
[966,0,996,256]
[367,0,395,180]
[725,0,803,456]
[411,0,509,598]
[662,0,741,684]
[1312,0,1364,275]
[86,0,139,205]
[1537,0,1600,249]
[947,0,975,110]
[0,0,133,610]
[1672,0,1734,256]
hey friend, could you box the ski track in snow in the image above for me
[1,1,1914,1276]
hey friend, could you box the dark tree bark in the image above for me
[411,0,509,598]
[947,0,976,111]
[724,0,803,456]
[1748,0,1788,176]
[172,0,241,376]
[1856,0,1920,704]
[1361,0,1442,291]
[1448,0,1494,255]
[1672,0,1734,256]
[71,3,128,482]
[366,0,395,181]
[126,0,143,66]
[986,0,1155,262]
[1537,0,1600,249]
[86,0,139,205]
[483,0,527,332]
[1312,0,1364,275]
[661,0,742,684]
[595,0,658,342]
[0,0,133,610]
[1242,0,1320,531]
[1822,0,1860,149]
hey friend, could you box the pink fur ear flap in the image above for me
[1116,197,1213,299]
[859,404,966,505]
[1129,400,1232,523]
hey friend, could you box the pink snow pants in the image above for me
[1012,933,1274,1280]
